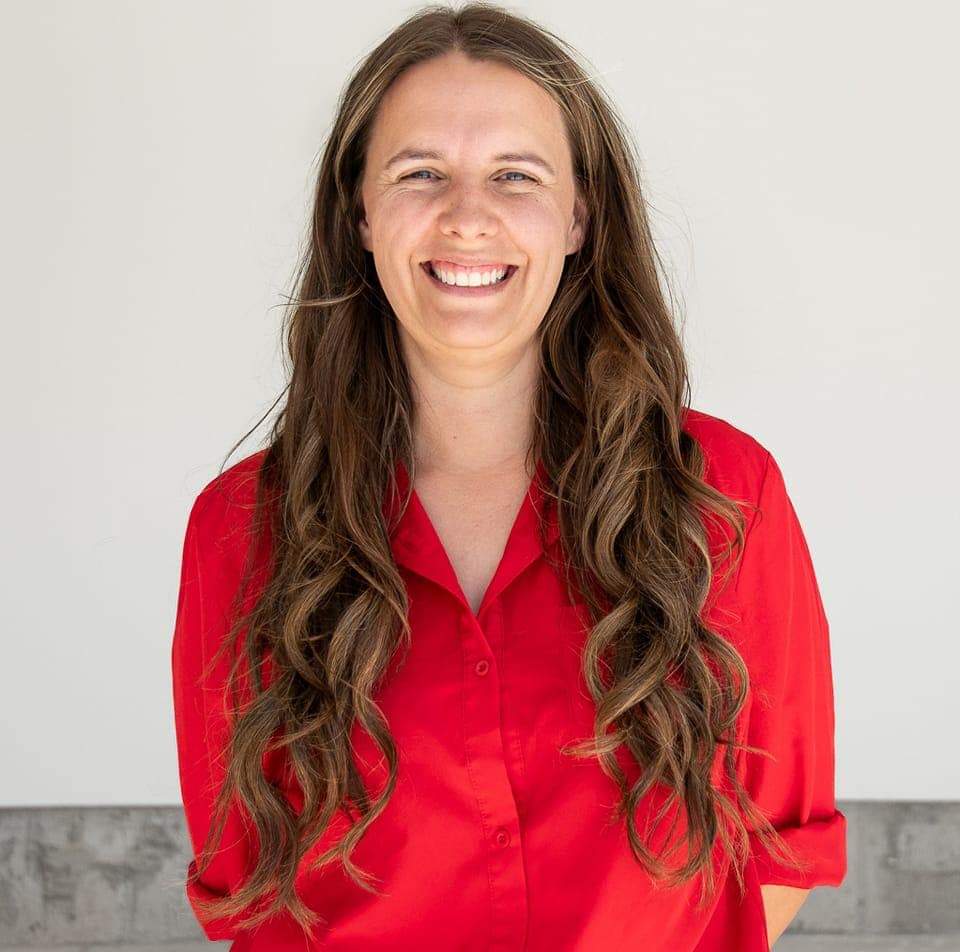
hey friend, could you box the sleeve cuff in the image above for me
[748,809,847,888]
[184,859,249,941]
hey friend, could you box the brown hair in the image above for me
[189,1,806,935]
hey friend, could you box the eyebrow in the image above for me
[383,148,557,177]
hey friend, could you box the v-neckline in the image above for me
[387,457,554,620]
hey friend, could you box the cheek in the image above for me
[374,199,434,268]
[378,191,433,229]
[504,197,571,252]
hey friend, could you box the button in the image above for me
[474,659,489,676]
[494,827,510,848]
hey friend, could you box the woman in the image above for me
[171,5,846,949]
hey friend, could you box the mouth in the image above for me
[419,260,520,296]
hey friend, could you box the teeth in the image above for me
[429,263,509,286]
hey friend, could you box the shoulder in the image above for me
[680,406,774,510]
[187,449,271,562]
[195,448,269,511]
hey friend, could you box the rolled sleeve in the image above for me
[734,450,847,889]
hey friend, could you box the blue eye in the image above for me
[400,170,536,183]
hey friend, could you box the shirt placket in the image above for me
[458,603,529,950]
[383,458,560,951]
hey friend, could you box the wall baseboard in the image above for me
[0,801,956,946]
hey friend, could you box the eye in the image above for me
[498,171,536,183]
[399,169,537,184]
[401,169,439,181]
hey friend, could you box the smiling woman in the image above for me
[357,50,587,353]
[171,4,846,950]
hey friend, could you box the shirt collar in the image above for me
[381,456,561,608]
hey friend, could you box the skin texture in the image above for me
[358,49,810,944]
[762,884,810,946]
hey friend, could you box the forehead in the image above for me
[366,54,569,166]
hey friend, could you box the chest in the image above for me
[412,470,532,616]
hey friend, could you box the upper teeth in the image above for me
[429,263,509,286]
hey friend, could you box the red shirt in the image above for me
[171,408,846,950]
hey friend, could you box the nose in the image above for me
[436,184,500,241]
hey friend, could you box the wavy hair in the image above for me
[188,1,806,935]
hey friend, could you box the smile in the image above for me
[420,261,519,296]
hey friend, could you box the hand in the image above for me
[760,884,810,947]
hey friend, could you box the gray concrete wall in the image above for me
[1,801,958,947]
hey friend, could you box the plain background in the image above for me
[1,1,956,806]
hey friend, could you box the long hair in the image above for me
[188,1,806,935]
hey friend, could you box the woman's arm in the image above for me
[761,884,810,946]
[171,489,259,939]
[733,448,847,942]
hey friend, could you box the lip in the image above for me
[420,261,519,297]
[425,258,514,270]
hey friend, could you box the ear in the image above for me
[566,188,588,256]
[358,205,373,253]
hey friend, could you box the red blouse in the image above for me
[171,408,846,950]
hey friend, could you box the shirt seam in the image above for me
[731,448,774,597]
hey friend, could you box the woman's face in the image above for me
[359,51,586,367]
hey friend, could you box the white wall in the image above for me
[1,1,955,805]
